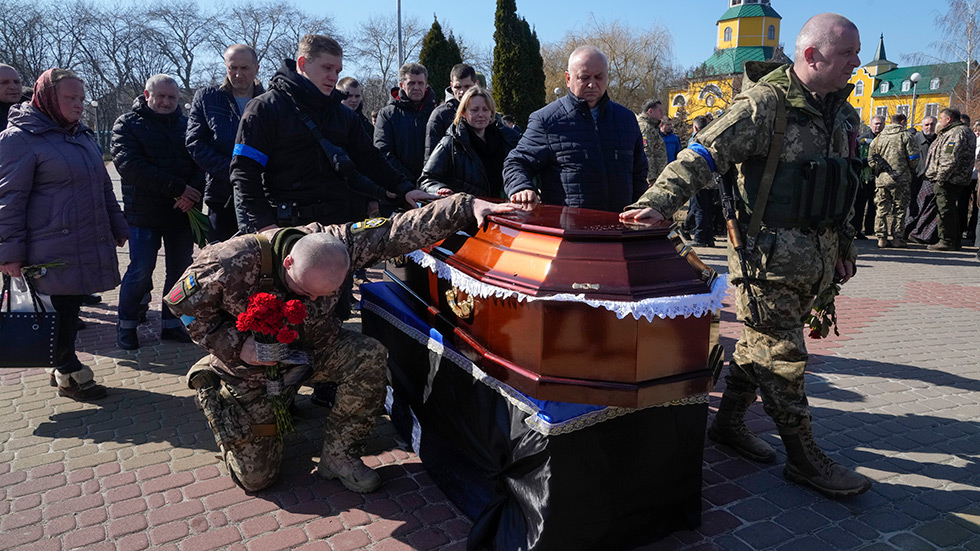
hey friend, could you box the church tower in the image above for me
[716,0,781,51]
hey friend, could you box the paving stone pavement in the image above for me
[1,165,978,550]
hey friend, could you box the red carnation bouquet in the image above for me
[236,292,308,435]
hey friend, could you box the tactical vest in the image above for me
[741,156,860,230]
[736,64,860,234]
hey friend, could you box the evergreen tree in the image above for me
[419,16,462,99]
[492,0,545,127]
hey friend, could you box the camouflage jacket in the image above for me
[637,112,667,183]
[628,63,859,234]
[868,124,919,187]
[165,194,477,387]
[925,121,976,186]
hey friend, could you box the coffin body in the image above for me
[385,204,724,407]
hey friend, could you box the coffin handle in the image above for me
[445,288,475,319]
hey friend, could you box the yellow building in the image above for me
[668,0,788,121]
[847,35,967,130]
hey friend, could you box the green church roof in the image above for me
[696,46,776,76]
[718,4,781,22]
[870,62,966,98]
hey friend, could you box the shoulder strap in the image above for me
[746,82,788,240]
[252,234,275,292]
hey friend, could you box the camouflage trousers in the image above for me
[934,182,970,247]
[727,226,839,429]
[208,329,388,492]
[873,185,910,240]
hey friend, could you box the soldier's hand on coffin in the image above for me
[404,189,439,209]
[509,189,539,204]
[240,335,278,366]
[473,199,518,228]
[619,207,665,225]
[835,259,855,285]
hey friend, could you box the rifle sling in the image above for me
[746,82,787,240]
[252,234,275,292]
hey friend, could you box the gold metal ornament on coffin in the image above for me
[445,288,475,319]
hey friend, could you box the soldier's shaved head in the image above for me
[284,234,350,300]
[795,13,858,61]
[793,13,861,97]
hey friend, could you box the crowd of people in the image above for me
[0,9,977,500]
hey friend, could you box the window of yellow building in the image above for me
[724,27,732,41]
[930,78,940,90]
[855,81,864,96]
[768,25,775,40]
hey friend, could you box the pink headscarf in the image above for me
[31,68,81,133]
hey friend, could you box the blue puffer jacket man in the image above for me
[503,91,648,212]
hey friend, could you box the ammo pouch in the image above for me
[741,156,860,230]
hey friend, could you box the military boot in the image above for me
[317,441,381,493]
[779,419,872,498]
[707,391,777,463]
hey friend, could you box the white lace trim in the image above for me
[406,249,729,321]
[367,299,708,436]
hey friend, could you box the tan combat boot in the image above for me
[317,441,382,493]
[707,391,777,463]
[779,419,872,498]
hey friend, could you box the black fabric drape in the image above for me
[362,282,706,551]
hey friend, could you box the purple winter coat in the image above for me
[0,103,128,295]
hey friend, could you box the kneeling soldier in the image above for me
[167,195,511,492]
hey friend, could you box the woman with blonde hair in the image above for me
[419,86,520,198]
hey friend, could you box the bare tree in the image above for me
[72,3,168,118]
[147,0,217,94]
[932,0,980,112]
[454,34,494,89]
[541,15,678,112]
[210,0,339,84]
[0,2,81,83]
[350,13,425,90]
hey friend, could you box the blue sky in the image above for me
[299,0,952,73]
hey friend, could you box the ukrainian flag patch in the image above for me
[167,273,199,304]
[351,217,390,234]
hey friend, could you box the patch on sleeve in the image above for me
[642,136,648,148]
[350,217,391,234]
[167,273,199,305]
[945,142,957,154]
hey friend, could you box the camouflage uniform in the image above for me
[637,112,667,184]
[925,121,976,248]
[166,194,478,491]
[868,124,919,241]
[627,63,859,431]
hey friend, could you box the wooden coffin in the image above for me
[384,203,724,408]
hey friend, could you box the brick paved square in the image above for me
[1,165,978,551]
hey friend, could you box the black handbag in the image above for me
[0,274,61,368]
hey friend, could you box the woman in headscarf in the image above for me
[419,87,520,198]
[0,68,128,401]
